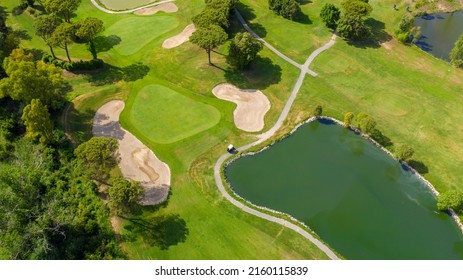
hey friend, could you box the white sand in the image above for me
[212,83,271,132]
[133,3,178,15]
[93,100,171,205]
[162,24,196,49]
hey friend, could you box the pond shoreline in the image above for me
[224,116,463,235]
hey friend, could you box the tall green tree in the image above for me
[51,22,75,62]
[108,177,143,216]
[320,3,341,30]
[450,35,463,68]
[192,7,230,29]
[227,32,262,69]
[312,105,323,117]
[354,112,376,134]
[44,0,81,23]
[343,112,354,128]
[341,0,372,17]
[74,137,119,183]
[395,144,414,162]
[35,14,62,59]
[269,0,301,20]
[21,99,54,144]
[190,25,228,64]
[0,48,66,109]
[337,14,370,40]
[437,190,463,213]
[74,17,104,59]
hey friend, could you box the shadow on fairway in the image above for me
[123,214,189,250]
[87,62,150,86]
[93,35,122,53]
[347,18,393,49]
[223,56,282,90]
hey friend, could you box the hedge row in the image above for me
[42,54,104,71]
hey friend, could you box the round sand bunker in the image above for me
[134,3,178,15]
[162,24,196,49]
[93,100,171,205]
[212,83,270,132]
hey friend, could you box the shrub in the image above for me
[42,54,103,71]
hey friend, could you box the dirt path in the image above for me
[212,83,270,132]
[93,100,171,205]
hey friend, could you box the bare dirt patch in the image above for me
[133,2,178,15]
[162,24,196,49]
[93,100,171,205]
[212,83,271,132]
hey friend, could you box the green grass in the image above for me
[98,0,158,11]
[128,84,221,144]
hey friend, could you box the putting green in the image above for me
[98,0,158,11]
[105,16,178,56]
[129,85,221,144]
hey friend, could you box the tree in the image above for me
[437,190,463,213]
[43,0,81,23]
[450,35,463,68]
[395,144,414,162]
[227,32,262,69]
[74,17,104,59]
[337,14,370,40]
[354,112,376,134]
[190,25,228,64]
[192,6,230,29]
[343,112,354,128]
[0,49,67,109]
[35,14,62,59]
[341,0,372,17]
[269,0,301,20]
[312,105,323,117]
[21,99,53,144]
[51,22,75,62]
[74,137,119,182]
[320,3,341,30]
[107,177,143,216]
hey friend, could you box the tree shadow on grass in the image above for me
[12,29,31,40]
[25,48,45,61]
[87,62,150,86]
[93,35,122,53]
[347,18,393,49]
[123,214,189,250]
[235,2,256,21]
[408,160,429,174]
[223,56,282,90]
[234,3,267,38]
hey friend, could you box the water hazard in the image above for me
[415,11,463,60]
[225,120,463,259]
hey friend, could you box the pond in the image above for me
[225,120,463,259]
[414,11,463,60]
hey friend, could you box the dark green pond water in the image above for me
[225,120,463,259]
[415,11,463,60]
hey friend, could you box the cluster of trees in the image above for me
[320,0,373,40]
[34,0,104,62]
[450,35,463,68]
[268,0,302,21]
[191,0,263,68]
[394,14,421,44]
[0,7,19,76]
[437,190,463,214]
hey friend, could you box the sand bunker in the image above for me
[93,100,171,205]
[134,3,178,15]
[212,83,270,132]
[162,24,196,49]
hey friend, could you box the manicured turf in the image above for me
[98,0,158,11]
[128,84,221,144]
[105,16,178,56]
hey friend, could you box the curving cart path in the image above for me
[213,11,339,259]
[90,0,175,14]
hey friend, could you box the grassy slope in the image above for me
[4,0,330,259]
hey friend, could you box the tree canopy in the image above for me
[320,3,341,30]
[269,0,301,21]
[51,22,75,62]
[74,17,104,59]
[74,137,119,183]
[35,14,62,59]
[395,144,414,162]
[343,112,354,128]
[354,112,376,134]
[108,178,143,216]
[450,35,463,68]
[190,25,228,64]
[21,99,54,144]
[341,0,372,17]
[312,105,323,117]
[337,13,370,40]
[437,190,463,213]
[0,48,67,110]
[227,32,262,69]
[44,0,81,23]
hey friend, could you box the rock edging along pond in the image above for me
[224,116,463,259]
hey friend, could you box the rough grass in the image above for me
[127,84,221,144]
